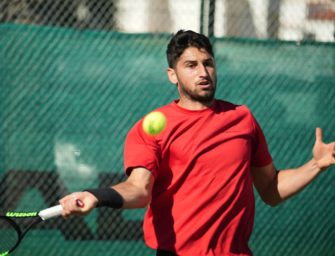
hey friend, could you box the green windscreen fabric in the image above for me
[0,24,334,255]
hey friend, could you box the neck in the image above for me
[177,98,215,110]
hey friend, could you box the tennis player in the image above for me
[59,30,335,256]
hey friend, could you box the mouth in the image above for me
[197,80,213,89]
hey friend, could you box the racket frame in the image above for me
[0,205,63,254]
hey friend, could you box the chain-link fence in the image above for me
[0,0,334,255]
[1,0,334,41]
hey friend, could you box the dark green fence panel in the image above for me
[0,24,334,255]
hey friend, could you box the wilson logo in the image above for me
[6,212,38,217]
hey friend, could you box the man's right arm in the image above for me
[59,167,154,218]
[112,167,155,208]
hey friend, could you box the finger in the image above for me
[70,193,85,209]
[59,195,78,216]
[75,199,85,208]
[58,200,71,219]
[315,127,323,143]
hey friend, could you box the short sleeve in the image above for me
[250,116,273,167]
[124,120,161,177]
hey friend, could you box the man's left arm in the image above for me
[252,128,335,206]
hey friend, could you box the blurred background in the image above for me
[0,0,334,255]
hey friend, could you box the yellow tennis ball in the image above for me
[142,111,166,135]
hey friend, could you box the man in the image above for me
[60,30,335,255]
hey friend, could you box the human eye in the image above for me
[185,61,197,68]
[204,59,214,67]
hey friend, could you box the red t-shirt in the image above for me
[124,100,272,255]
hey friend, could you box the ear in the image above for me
[167,67,178,85]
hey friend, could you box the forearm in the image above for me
[266,159,322,206]
[59,183,149,219]
[254,128,334,207]
[59,176,152,219]
[112,181,151,209]
[108,167,154,209]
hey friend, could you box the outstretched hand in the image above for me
[313,127,335,171]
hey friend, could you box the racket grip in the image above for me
[39,205,63,220]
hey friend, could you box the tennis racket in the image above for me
[0,204,64,255]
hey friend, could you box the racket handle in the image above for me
[39,205,63,220]
[39,200,84,220]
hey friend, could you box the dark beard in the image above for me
[179,84,216,105]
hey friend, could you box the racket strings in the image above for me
[0,218,20,253]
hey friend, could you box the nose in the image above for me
[198,64,209,77]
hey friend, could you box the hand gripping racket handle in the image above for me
[39,205,63,220]
[38,199,84,220]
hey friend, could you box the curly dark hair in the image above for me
[166,30,214,68]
